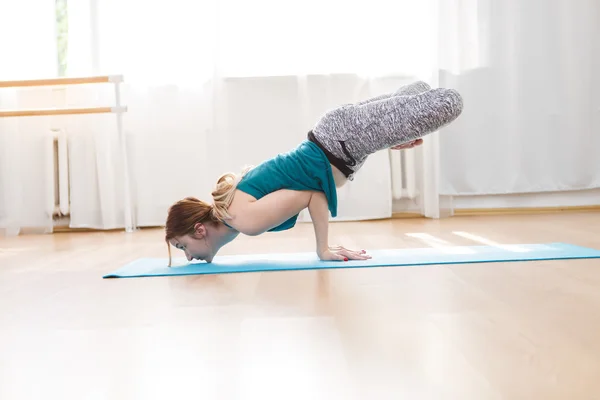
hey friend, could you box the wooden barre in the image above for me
[0,106,127,118]
[0,75,123,88]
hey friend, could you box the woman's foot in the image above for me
[391,138,423,150]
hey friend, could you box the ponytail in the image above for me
[210,165,253,221]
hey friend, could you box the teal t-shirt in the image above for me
[235,140,338,232]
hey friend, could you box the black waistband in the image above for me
[307,130,353,178]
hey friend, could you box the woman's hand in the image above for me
[306,192,371,262]
[318,245,372,261]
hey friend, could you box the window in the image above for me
[56,0,68,76]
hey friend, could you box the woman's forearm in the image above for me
[307,191,330,256]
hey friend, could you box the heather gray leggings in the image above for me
[311,81,463,176]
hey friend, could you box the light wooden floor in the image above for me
[1,212,600,400]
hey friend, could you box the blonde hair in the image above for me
[164,166,252,266]
[211,165,253,220]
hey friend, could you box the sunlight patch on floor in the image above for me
[405,233,476,254]
[452,231,530,252]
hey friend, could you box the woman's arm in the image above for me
[307,191,331,257]
[307,192,370,261]
[232,189,313,236]
[232,188,371,261]
[233,188,330,249]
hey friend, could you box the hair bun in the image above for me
[210,167,252,222]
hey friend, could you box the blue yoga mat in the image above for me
[103,242,600,279]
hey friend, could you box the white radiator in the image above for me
[390,148,418,200]
[45,128,70,218]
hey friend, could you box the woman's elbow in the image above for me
[242,227,264,236]
[237,223,266,236]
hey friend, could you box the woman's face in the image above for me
[169,224,214,263]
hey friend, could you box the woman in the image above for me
[165,81,463,265]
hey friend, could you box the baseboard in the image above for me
[52,226,124,233]
[453,205,600,216]
[392,205,600,219]
[390,212,424,219]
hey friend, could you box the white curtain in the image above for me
[0,0,58,235]
[437,0,600,196]
[3,1,598,235]
[63,0,443,230]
